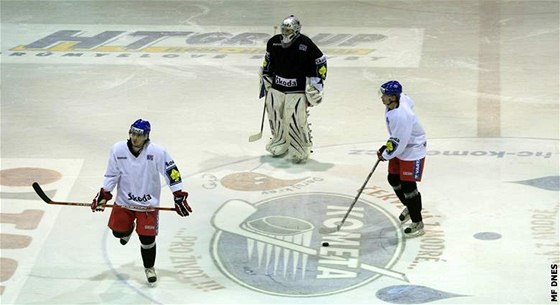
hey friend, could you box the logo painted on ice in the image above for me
[210,193,407,296]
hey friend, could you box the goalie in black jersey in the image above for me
[259,15,327,163]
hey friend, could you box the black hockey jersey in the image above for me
[262,34,327,93]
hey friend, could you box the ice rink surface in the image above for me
[1,0,559,304]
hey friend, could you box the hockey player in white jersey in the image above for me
[376,81,427,238]
[259,15,327,163]
[90,119,192,285]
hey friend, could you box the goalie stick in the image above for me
[248,26,278,143]
[319,159,381,234]
[248,102,266,142]
[32,182,175,211]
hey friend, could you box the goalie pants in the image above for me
[265,88,312,160]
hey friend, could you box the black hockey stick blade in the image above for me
[32,182,52,203]
[32,182,176,211]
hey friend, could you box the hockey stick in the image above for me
[248,26,278,143]
[31,182,176,211]
[248,102,266,142]
[319,159,381,234]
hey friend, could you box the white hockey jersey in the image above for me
[382,94,427,161]
[102,140,183,210]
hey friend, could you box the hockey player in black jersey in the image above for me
[259,15,327,163]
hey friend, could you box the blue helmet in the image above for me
[129,119,151,136]
[380,80,402,96]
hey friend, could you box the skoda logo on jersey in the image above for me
[275,75,297,87]
[211,193,406,296]
[127,192,152,203]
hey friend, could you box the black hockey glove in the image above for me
[173,191,192,217]
[377,145,387,162]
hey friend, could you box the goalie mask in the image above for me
[280,15,301,48]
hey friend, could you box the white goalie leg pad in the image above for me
[284,93,312,163]
[265,88,288,156]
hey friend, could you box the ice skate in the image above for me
[403,221,424,238]
[145,267,157,285]
[398,207,410,224]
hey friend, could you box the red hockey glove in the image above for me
[91,188,112,212]
[377,145,387,162]
[173,191,192,217]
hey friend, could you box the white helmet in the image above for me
[280,15,301,48]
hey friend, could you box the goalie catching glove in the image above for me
[305,77,324,106]
[173,191,192,217]
[91,188,113,212]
